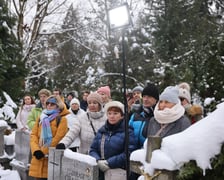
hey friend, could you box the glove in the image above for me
[97,160,109,172]
[56,143,66,149]
[33,150,45,160]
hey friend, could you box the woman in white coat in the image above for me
[56,92,107,154]
[66,97,85,152]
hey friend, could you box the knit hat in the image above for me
[46,97,57,104]
[132,86,143,93]
[97,86,111,97]
[70,98,80,107]
[87,92,103,105]
[179,88,191,103]
[142,83,159,100]
[46,95,64,110]
[178,82,191,92]
[105,101,124,114]
[160,86,179,104]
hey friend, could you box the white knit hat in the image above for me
[70,98,80,107]
[179,88,191,103]
[105,101,124,114]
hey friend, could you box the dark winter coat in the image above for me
[89,119,137,169]
[129,106,154,148]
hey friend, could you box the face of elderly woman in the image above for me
[88,100,101,112]
[158,100,175,110]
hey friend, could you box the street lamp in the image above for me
[107,3,132,179]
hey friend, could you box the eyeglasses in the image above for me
[46,102,56,106]
[179,97,185,102]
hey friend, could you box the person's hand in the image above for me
[56,143,66,149]
[33,150,45,160]
[97,160,109,172]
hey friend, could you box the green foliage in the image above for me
[0,0,27,101]
[147,0,224,100]
[177,144,224,180]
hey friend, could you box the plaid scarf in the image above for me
[40,109,60,147]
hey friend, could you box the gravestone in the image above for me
[0,125,7,156]
[62,156,98,180]
[104,168,126,180]
[10,130,34,180]
[48,148,64,180]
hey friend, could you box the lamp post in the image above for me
[107,4,131,179]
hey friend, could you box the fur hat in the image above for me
[142,83,159,100]
[105,101,124,114]
[188,104,203,116]
[179,88,191,103]
[132,86,143,93]
[70,98,80,107]
[97,86,111,97]
[87,92,103,105]
[160,86,179,104]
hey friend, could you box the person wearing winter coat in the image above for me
[97,86,112,106]
[147,86,191,138]
[27,88,52,130]
[56,92,107,154]
[29,95,69,179]
[129,83,160,149]
[89,101,137,180]
[66,98,85,152]
[178,82,203,124]
[16,94,36,131]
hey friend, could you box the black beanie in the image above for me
[142,83,159,100]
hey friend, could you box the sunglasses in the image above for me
[46,102,56,106]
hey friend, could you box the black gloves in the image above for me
[56,143,66,149]
[33,150,45,160]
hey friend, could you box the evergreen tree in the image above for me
[0,0,27,101]
[149,0,224,100]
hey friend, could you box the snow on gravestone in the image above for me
[140,102,224,176]
[48,148,98,180]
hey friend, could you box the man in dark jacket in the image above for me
[129,83,159,149]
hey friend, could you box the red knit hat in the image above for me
[97,86,111,98]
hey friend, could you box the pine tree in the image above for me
[0,0,27,100]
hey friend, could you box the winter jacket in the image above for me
[29,107,69,178]
[59,109,107,154]
[27,102,43,130]
[147,115,191,138]
[66,108,85,148]
[129,106,154,148]
[89,120,137,169]
[16,104,36,130]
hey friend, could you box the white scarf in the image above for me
[154,102,185,124]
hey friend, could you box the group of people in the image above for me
[14,83,203,180]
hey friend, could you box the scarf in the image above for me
[40,109,60,147]
[154,103,185,124]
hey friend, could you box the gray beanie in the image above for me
[132,86,143,93]
[159,86,179,104]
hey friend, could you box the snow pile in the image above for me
[130,102,224,176]
[64,149,97,166]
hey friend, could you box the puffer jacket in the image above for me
[89,120,137,169]
[29,107,69,178]
[129,106,154,148]
[59,109,107,154]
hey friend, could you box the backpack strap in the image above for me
[56,115,61,127]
